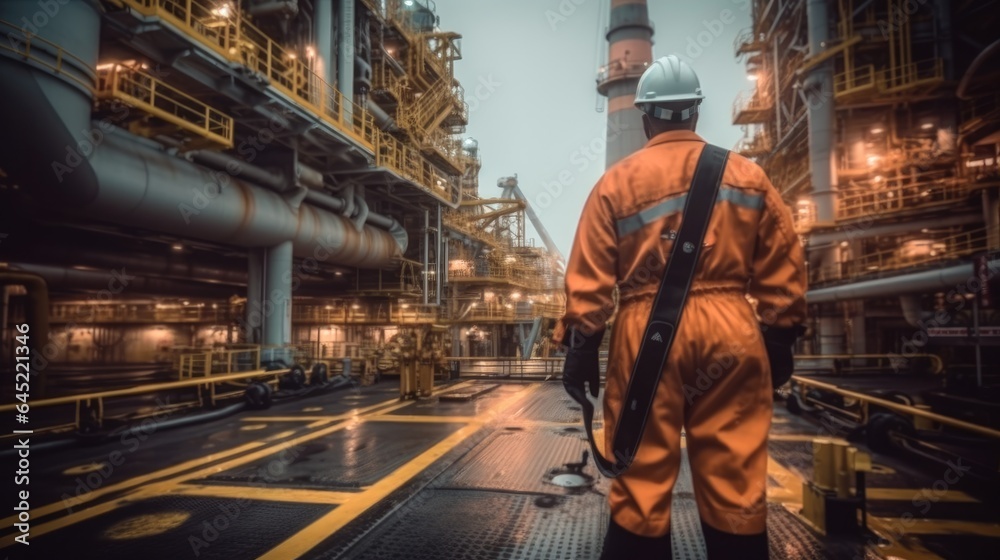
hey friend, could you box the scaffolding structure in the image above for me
[733,0,1000,357]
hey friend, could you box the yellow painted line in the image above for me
[243,416,349,422]
[767,454,804,504]
[873,517,1000,537]
[15,420,361,540]
[257,422,484,560]
[866,488,979,503]
[769,434,849,444]
[365,415,479,423]
[0,496,128,548]
[307,419,334,429]
[866,516,947,560]
[165,484,355,505]
[0,440,268,528]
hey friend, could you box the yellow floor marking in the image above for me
[769,434,849,444]
[0,440,267,528]
[866,488,979,503]
[164,484,355,505]
[14,421,361,541]
[257,422,484,560]
[873,517,1000,537]
[9,383,515,548]
[766,454,804,505]
[0,497,132,547]
[243,416,352,422]
[365,415,479,423]
[866,516,947,560]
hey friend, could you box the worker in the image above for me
[554,54,807,559]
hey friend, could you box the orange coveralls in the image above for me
[553,130,807,537]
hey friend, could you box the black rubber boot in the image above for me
[701,520,769,560]
[599,519,672,560]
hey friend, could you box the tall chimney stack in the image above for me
[597,0,654,168]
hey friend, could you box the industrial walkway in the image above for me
[2,380,996,559]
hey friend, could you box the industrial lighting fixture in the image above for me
[286,52,297,60]
[324,305,332,310]
[305,45,316,58]
[351,303,361,310]
[510,292,521,300]
[866,155,881,167]
[401,303,410,309]
[840,241,849,247]
[404,0,414,5]
[746,72,759,81]
[171,243,184,252]
[211,2,233,18]
[182,300,190,306]
[920,122,935,130]
[873,175,884,183]
[335,271,343,276]
[870,126,884,134]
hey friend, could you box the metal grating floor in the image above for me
[199,421,464,489]
[444,428,602,494]
[18,496,332,560]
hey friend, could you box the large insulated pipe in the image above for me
[0,0,100,206]
[0,1,400,270]
[805,0,837,223]
[0,271,50,396]
[808,213,981,246]
[315,0,335,84]
[807,259,1000,303]
[304,188,408,252]
[805,0,841,356]
[263,241,293,348]
[339,0,356,121]
[597,0,654,168]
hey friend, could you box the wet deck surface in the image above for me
[2,380,997,559]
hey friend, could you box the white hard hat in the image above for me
[634,55,704,121]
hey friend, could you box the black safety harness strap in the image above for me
[571,143,730,478]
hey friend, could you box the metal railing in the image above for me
[0,19,95,93]
[49,303,228,323]
[811,227,990,284]
[833,64,876,98]
[732,89,774,124]
[597,58,651,85]
[877,58,944,94]
[790,375,1000,440]
[836,176,973,223]
[175,347,261,379]
[96,64,233,147]
[0,368,283,429]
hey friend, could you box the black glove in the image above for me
[562,327,604,400]
[761,324,805,388]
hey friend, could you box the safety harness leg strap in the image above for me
[570,144,730,478]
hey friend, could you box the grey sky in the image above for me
[434,0,754,258]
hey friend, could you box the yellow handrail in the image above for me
[117,0,460,201]
[96,64,234,147]
[0,19,95,92]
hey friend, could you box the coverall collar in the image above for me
[645,129,705,148]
